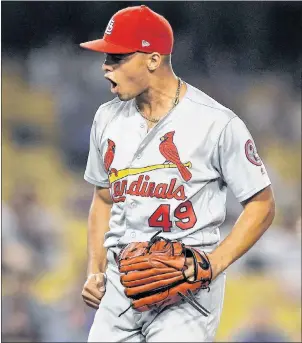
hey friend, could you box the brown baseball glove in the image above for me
[117,231,212,316]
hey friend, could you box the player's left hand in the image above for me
[184,257,195,281]
[184,255,217,281]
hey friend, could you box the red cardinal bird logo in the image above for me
[104,139,118,176]
[159,131,192,182]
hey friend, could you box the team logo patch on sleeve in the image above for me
[245,139,262,166]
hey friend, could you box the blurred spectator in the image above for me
[2,272,44,342]
[2,202,35,276]
[8,184,62,271]
[2,185,69,342]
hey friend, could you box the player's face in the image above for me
[102,52,150,101]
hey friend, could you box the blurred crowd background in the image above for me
[2,1,301,342]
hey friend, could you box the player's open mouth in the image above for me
[107,79,118,93]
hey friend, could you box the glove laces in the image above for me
[177,289,210,317]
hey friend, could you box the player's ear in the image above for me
[147,52,161,71]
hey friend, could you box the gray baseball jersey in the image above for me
[84,83,271,248]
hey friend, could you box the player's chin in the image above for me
[117,92,135,102]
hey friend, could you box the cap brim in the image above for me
[80,39,136,54]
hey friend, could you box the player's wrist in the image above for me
[206,252,225,280]
[88,271,103,277]
[87,258,107,275]
[88,260,105,276]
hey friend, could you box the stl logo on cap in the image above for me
[105,18,115,35]
[142,40,150,47]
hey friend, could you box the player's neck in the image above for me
[135,71,186,118]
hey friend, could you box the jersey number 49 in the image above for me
[148,201,197,232]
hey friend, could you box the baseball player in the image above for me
[80,5,275,342]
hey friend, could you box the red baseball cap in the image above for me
[80,5,173,54]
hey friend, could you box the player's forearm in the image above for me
[87,197,112,275]
[208,186,275,279]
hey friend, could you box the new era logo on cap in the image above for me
[142,40,150,47]
[105,18,115,35]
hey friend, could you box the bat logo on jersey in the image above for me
[245,139,262,166]
[104,139,118,176]
[159,131,192,181]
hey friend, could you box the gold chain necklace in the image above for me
[135,77,182,124]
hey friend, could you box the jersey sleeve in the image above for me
[214,116,271,202]
[84,118,110,188]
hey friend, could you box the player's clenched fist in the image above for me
[82,273,107,309]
